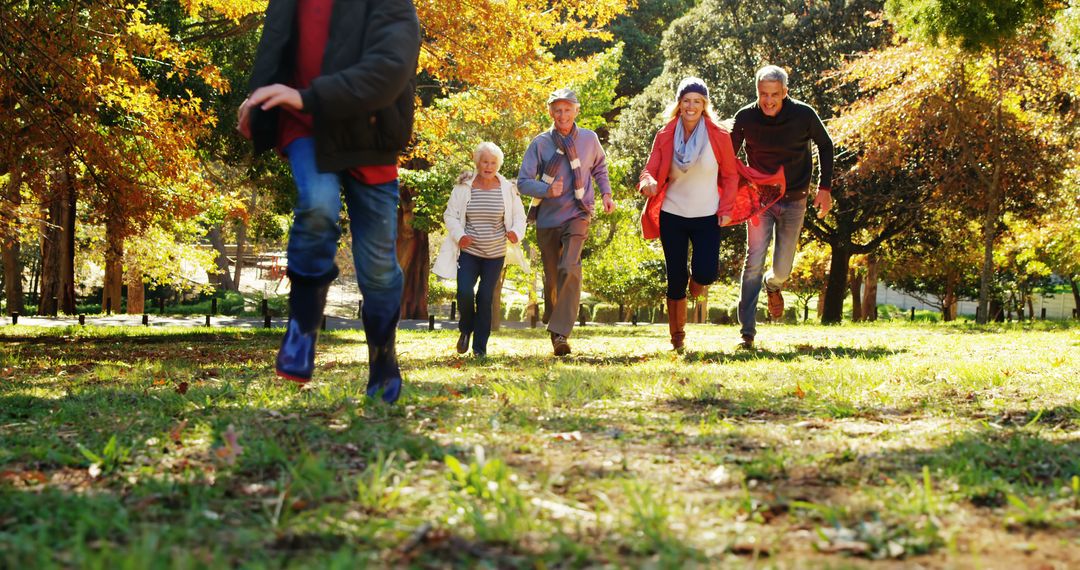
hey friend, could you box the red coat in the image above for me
[639,117,786,239]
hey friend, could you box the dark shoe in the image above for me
[275,269,336,384]
[551,332,571,356]
[739,334,755,350]
[766,288,784,320]
[366,329,404,404]
[667,298,687,352]
[456,331,470,354]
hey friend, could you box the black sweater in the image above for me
[730,97,834,202]
[247,0,420,171]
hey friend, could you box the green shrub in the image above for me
[592,303,620,323]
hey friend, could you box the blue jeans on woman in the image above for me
[659,211,721,300]
[284,137,403,349]
[738,197,807,339]
[456,252,505,356]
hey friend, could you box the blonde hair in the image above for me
[663,93,718,123]
[472,141,504,170]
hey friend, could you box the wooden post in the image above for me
[428,315,435,331]
[78,314,85,325]
[142,314,148,326]
[450,301,456,321]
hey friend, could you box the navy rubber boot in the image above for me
[275,269,336,384]
[366,328,403,404]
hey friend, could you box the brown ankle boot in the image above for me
[667,298,687,351]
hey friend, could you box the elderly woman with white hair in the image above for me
[433,142,528,358]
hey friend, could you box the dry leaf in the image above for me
[551,431,582,442]
[176,381,189,395]
[794,383,806,399]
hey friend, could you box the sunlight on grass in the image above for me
[2,321,1079,566]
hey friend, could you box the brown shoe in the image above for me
[551,332,571,356]
[667,298,687,351]
[456,331,470,354]
[766,288,784,320]
[739,334,754,350]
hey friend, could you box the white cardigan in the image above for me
[432,173,529,279]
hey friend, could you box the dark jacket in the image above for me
[247,0,420,171]
[730,97,833,202]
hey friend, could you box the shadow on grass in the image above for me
[685,344,905,363]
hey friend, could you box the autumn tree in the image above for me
[395,2,630,318]
[884,0,1072,323]
[0,1,261,314]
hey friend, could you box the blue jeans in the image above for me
[456,252,505,354]
[738,197,807,338]
[659,210,720,300]
[285,137,403,347]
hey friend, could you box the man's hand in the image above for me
[507,231,519,244]
[548,177,564,198]
[458,236,474,249]
[248,84,304,112]
[602,194,616,214]
[813,188,832,219]
[236,97,253,139]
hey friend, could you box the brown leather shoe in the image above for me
[551,332,571,356]
[667,298,687,351]
[766,288,784,320]
[739,334,754,350]
[456,331,470,354]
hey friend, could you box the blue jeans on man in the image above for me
[456,252,505,356]
[738,197,807,339]
[278,137,404,400]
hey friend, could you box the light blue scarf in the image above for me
[673,118,708,172]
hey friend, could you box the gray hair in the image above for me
[755,65,788,88]
[473,141,504,170]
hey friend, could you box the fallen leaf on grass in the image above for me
[176,381,189,395]
[551,431,582,442]
[214,424,243,465]
[794,383,806,399]
[169,420,188,444]
[815,539,870,555]
[707,465,732,486]
[729,540,770,557]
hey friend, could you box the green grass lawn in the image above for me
[2,321,1079,568]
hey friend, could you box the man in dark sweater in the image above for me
[730,65,834,348]
[237,0,420,402]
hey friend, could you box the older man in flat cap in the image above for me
[518,88,616,356]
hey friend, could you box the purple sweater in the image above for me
[517,127,612,228]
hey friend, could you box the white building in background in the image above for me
[877,285,1077,319]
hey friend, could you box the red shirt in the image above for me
[277,0,397,184]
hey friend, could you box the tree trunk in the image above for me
[2,165,24,316]
[491,266,506,331]
[59,163,76,315]
[848,271,863,322]
[206,225,236,291]
[816,285,827,318]
[396,184,429,319]
[38,165,67,316]
[103,217,124,314]
[861,254,879,322]
[977,49,1005,325]
[125,256,144,314]
[821,245,852,324]
[232,185,258,290]
[942,273,957,322]
[1071,279,1079,318]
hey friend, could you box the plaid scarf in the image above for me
[528,124,590,220]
